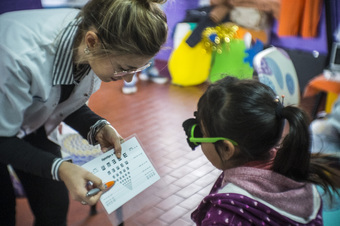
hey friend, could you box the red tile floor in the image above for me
[15,73,317,226]
[15,76,223,226]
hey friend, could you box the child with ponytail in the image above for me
[183,76,340,225]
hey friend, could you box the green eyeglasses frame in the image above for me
[189,124,238,146]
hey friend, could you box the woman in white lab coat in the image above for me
[0,0,168,225]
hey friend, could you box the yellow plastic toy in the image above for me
[169,31,212,86]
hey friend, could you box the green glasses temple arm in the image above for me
[189,124,238,146]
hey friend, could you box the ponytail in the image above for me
[309,154,340,197]
[273,106,340,196]
[272,106,311,180]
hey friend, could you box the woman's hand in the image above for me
[95,124,124,158]
[58,161,105,206]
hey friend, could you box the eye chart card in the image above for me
[82,136,160,214]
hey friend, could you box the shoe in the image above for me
[122,75,138,94]
[150,75,168,84]
[139,72,149,81]
[122,86,137,94]
[139,67,168,84]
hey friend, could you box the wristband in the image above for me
[51,158,72,181]
[87,119,110,145]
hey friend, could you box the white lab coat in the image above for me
[0,8,101,138]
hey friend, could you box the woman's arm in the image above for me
[63,104,103,139]
[0,137,56,179]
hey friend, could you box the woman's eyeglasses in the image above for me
[113,62,151,77]
[95,32,151,77]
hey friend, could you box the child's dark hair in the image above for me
[197,76,340,194]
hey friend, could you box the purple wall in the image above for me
[0,0,42,14]
[155,1,199,61]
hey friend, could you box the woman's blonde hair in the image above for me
[76,0,168,58]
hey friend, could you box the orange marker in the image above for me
[86,181,115,197]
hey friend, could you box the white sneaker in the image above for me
[150,76,168,84]
[139,70,168,84]
[122,75,138,94]
[122,86,137,94]
[139,72,149,81]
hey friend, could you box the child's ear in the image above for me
[220,140,236,163]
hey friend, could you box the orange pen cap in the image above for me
[104,181,115,190]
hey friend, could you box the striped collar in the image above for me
[52,18,91,85]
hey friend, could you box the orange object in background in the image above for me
[303,74,340,114]
[235,26,269,44]
[278,0,323,38]
[304,75,340,97]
